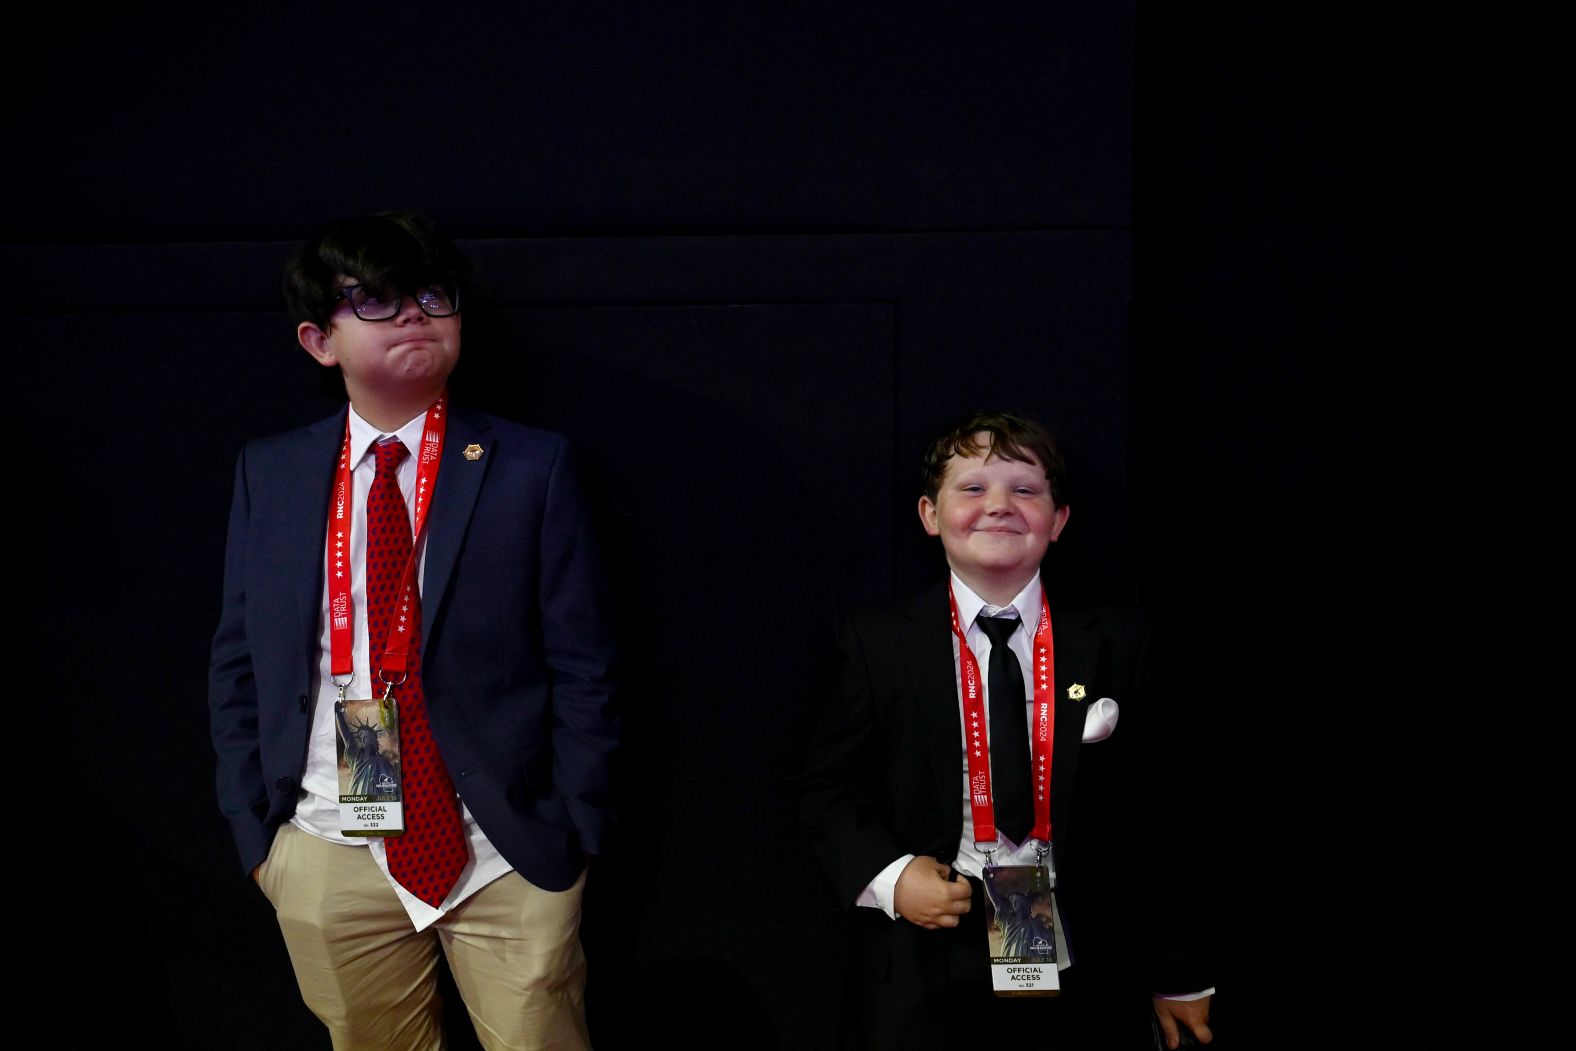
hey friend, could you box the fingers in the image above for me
[933,863,972,903]
[914,891,970,928]
[1171,1000,1211,1045]
[1154,998,1212,1049]
[933,871,971,914]
[1155,1010,1180,1051]
[1178,1002,1212,1045]
[896,856,976,928]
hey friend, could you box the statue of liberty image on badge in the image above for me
[984,862,1063,996]
[334,696,405,836]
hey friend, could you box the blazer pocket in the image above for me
[460,541,534,570]
[462,745,552,808]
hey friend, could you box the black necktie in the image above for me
[977,614,1031,842]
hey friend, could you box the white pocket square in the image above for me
[1081,697,1119,743]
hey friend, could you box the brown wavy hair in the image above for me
[920,411,1067,506]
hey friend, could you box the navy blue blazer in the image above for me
[208,404,619,893]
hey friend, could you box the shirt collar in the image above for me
[346,403,434,469]
[950,570,1043,633]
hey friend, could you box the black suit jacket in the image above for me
[799,576,1211,1040]
[208,404,619,893]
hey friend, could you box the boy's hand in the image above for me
[1152,995,1212,1048]
[893,856,971,928]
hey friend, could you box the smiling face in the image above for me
[918,435,1070,604]
[297,277,461,427]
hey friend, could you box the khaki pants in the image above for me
[258,823,589,1051]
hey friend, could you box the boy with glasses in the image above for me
[209,212,618,1050]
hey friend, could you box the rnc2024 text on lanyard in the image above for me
[948,582,1055,846]
[949,581,1066,995]
[325,395,447,837]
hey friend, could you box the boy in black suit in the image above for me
[800,411,1212,1049]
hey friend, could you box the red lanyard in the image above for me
[948,581,1056,848]
[326,395,449,685]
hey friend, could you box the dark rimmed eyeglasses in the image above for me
[335,284,460,321]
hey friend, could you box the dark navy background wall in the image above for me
[7,5,1453,1048]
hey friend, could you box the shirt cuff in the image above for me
[1155,988,1216,1001]
[855,854,916,920]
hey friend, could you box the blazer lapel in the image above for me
[1049,603,1099,843]
[903,580,967,844]
[901,579,1104,853]
[292,409,348,666]
[420,405,492,640]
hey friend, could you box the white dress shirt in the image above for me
[290,404,512,931]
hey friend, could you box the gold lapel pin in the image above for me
[1068,683,1086,701]
[463,443,484,461]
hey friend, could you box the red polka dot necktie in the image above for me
[368,436,468,906]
